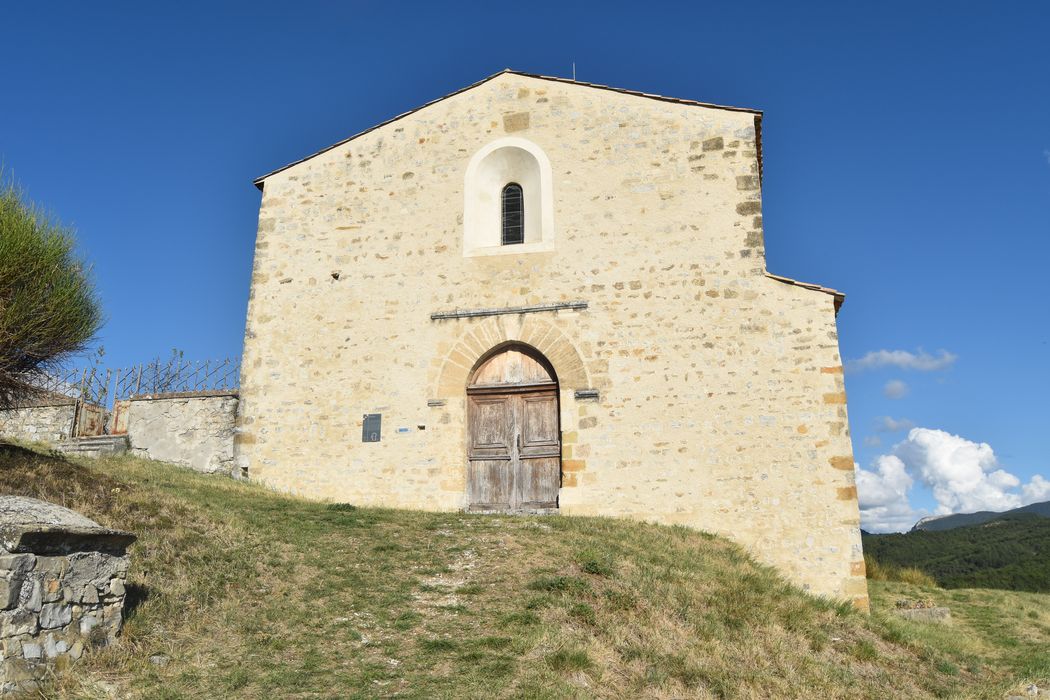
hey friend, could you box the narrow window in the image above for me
[501,183,524,245]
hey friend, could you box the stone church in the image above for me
[235,70,868,608]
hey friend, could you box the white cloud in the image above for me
[845,349,957,374]
[875,416,915,433]
[856,455,922,531]
[883,379,909,399]
[1023,475,1050,503]
[1044,149,1050,165]
[855,427,1049,532]
[857,456,912,508]
[863,435,882,447]
[895,428,1021,514]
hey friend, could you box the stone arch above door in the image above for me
[431,315,588,399]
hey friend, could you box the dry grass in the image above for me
[1,441,1047,698]
[865,553,938,587]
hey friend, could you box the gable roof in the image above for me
[253,69,763,190]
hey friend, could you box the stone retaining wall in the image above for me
[0,393,239,476]
[126,392,238,474]
[0,404,76,444]
[0,497,135,694]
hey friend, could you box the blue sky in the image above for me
[2,1,1048,530]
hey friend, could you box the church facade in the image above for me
[236,71,868,608]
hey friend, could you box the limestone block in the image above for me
[1,577,21,610]
[35,556,68,576]
[894,607,951,624]
[66,551,124,590]
[79,615,98,636]
[20,579,41,612]
[42,576,63,603]
[38,603,71,629]
[0,554,36,574]
[0,609,37,638]
[43,633,68,658]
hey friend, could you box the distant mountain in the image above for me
[864,513,1050,592]
[911,500,1050,532]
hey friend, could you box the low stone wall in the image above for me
[1,392,240,475]
[0,497,135,694]
[0,404,75,444]
[126,392,238,474]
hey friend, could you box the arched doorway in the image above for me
[466,344,561,513]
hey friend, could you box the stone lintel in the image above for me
[0,525,136,556]
[431,301,587,321]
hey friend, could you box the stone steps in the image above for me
[56,435,129,457]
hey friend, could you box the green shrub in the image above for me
[0,175,102,408]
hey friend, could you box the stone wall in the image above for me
[126,392,238,474]
[0,403,75,444]
[0,497,134,694]
[236,71,867,608]
[0,393,239,475]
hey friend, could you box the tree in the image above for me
[0,175,102,408]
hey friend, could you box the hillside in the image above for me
[864,516,1050,593]
[1,442,1048,699]
[913,501,1050,532]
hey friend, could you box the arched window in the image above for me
[501,183,524,245]
[463,137,554,256]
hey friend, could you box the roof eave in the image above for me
[765,272,846,314]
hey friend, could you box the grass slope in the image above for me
[1,442,1048,699]
[864,516,1050,593]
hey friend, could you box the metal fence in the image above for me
[18,354,240,438]
[28,366,111,406]
[29,356,240,407]
[113,356,240,400]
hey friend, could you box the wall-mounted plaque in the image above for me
[362,414,381,442]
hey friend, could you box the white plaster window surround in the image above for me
[463,137,555,257]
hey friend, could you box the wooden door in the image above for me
[467,347,560,512]
[466,393,515,509]
[516,390,560,509]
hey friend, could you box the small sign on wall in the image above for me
[362,414,381,442]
